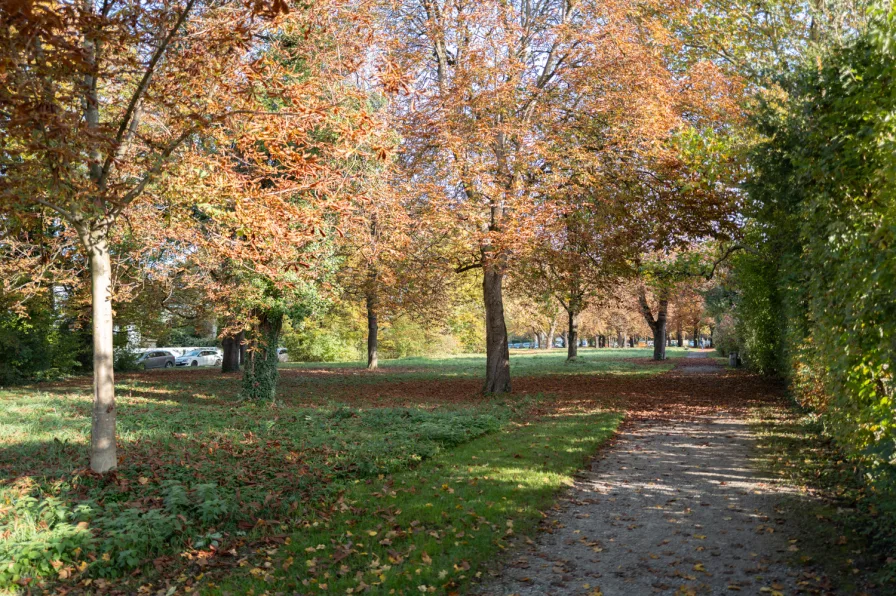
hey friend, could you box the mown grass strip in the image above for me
[206,411,622,595]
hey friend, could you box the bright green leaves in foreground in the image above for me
[207,412,621,595]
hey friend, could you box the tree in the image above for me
[336,164,451,370]
[0,0,372,471]
[384,0,705,391]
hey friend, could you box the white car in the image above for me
[175,349,222,367]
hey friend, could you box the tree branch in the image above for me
[99,0,199,187]
[455,261,483,274]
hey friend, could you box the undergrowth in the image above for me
[751,404,896,592]
[0,403,510,591]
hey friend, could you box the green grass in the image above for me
[0,349,648,592]
[280,347,686,379]
[204,412,622,595]
[0,398,514,591]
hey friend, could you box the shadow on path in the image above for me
[479,352,832,595]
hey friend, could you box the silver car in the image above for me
[136,350,175,370]
[175,349,223,367]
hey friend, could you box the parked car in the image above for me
[277,348,289,362]
[136,350,176,370]
[175,349,222,367]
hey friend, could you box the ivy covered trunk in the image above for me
[241,310,283,400]
[482,266,511,394]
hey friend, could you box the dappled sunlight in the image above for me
[485,413,820,595]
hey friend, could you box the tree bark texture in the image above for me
[676,321,683,347]
[241,310,283,400]
[221,330,243,373]
[566,309,579,360]
[638,287,668,361]
[482,267,511,393]
[366,289,378,371]
[87,239,117,473]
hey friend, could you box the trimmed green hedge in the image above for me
[735,4,896,561]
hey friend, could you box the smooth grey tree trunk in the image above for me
[87,239,117,473]
[366,289,378,370]
[482,267,510,393]
[566,310,579,360]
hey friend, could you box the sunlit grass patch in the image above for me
[0,393,513,591]
[206,411,622,595]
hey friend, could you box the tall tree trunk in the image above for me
[221,331,242,373]
[676,321,683,348]
[87,239,116,473]
[638,286,668,361]
[546,320,557,349]
[566,309,579,361]
[366,288,378,371]
[654,316,667,360]
[709,324,715,348]
[617,332,624,348]
[239,339,247,365]
[241,310,283,400]
[693,324,699,348]
[482,267,510,393]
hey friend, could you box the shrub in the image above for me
[734,8,896,563]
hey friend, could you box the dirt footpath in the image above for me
[479,353,814,596]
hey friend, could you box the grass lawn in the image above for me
[207,412,621,595]
[0,347,664,593]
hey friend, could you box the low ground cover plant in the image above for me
[0,399,509,589]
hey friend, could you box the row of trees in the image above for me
[1,0,743,472]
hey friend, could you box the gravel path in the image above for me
[480,353,810,596]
